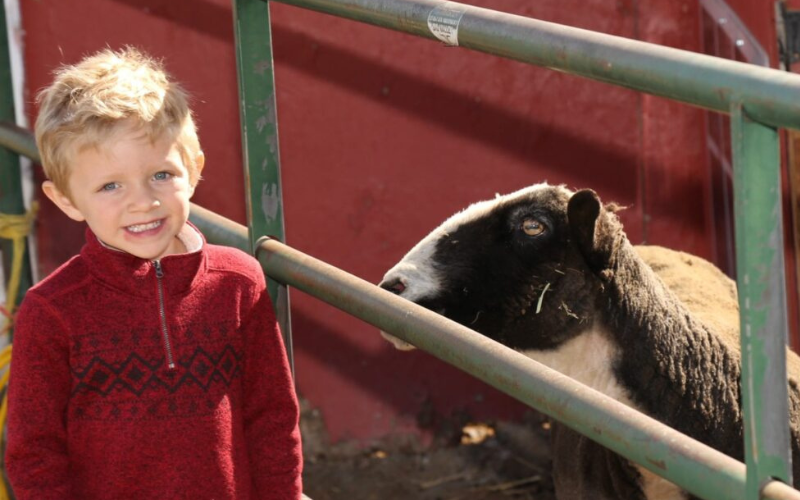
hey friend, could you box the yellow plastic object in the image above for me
[0,344,12,499]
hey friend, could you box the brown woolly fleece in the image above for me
[583,193,800,497]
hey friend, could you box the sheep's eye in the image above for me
[522,218,545,236]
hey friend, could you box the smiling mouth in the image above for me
[127,220,162,233]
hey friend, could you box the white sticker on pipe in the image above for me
[427,2,468,46]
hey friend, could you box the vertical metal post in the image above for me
[731,103,793,497]
[0,0,32,317]
[231,0,294,370]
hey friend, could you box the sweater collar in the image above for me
[81,222,207,298]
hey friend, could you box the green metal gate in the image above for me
[4,0,800,498]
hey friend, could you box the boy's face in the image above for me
[43,124,201,261]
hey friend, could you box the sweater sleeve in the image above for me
[242,273,303,500]
[6,293,74,499]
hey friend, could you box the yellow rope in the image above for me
[0,201,37,500]
[0,202,38,319]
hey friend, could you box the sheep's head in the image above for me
[379,183,624,352]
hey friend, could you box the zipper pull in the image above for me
[153,260,164,278]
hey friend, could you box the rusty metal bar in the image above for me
[0,122,36,164]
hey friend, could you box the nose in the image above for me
[128,184,160,212]
[379,278,406,295]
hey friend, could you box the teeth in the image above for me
[128,220,162,233]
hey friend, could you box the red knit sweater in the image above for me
[6,226,303,499]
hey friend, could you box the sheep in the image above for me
[378,183,800,500]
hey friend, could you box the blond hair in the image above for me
[35,47,202,196]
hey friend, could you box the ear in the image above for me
[567,189,601,252]
[42,181,86,222]
[567,189,616,271]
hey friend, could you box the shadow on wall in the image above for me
[110,0,643,200]
[272,26,641,200]
[109,0,708,227]
[291,304,532,440]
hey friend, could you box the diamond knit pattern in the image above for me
[72,345,243,398]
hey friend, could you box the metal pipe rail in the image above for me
[187,203,800,500]
[0,122,38,168]
[273,0,800,130]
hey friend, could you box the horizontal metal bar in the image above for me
[272,0,800,131]
[189,204,251,252]
[189,205,800,500]
[0,122,38,162]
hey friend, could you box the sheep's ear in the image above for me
[567,189,613,270]
[568,189,601,250]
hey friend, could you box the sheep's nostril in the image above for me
[380,278,406,295]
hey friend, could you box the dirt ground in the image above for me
[300,399,557,500]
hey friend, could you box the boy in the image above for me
[5,47,303,499]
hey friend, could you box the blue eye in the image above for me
[154,171,172,181]
[100,182,119,192]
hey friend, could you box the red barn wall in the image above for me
[18,0,789,444]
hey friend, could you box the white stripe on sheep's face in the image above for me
[379,183,604,352]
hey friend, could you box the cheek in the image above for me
[78,205,116,227]
[158,180,193,198]
[78,195,121,216]
[177,177,194,193]
[169,184,195,209]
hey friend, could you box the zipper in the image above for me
[153,260,175,370]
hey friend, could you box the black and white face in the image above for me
[379,183,601,352]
